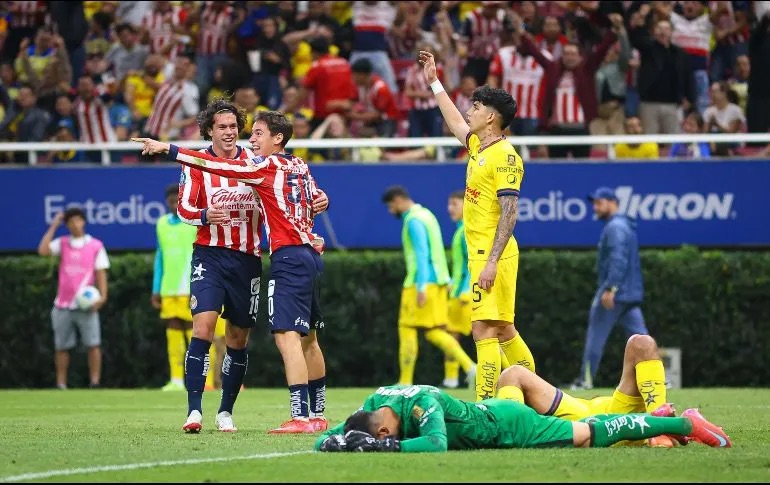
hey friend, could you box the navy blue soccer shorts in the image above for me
[268,244,324,336]
[189,244,263,328]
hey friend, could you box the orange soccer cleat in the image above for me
[310,416,329,432]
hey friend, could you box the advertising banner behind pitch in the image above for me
[1,160,764,252]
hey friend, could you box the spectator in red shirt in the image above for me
[349,58,400,138]
[300,37,356,129]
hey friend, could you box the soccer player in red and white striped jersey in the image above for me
[134,110,332,435]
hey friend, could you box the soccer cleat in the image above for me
[182,410,203,433]
[651,403,690,446]
[651,403,676,417]
[215,411,237,432]
[465,365,477,390]
[161,380,185,391]
[682,408,732,448]
[648,435,678,448]
[268,418,316,434]
[310,416,329,432]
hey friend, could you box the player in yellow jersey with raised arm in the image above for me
[419,50,535,402]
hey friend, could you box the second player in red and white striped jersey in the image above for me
[488,45,549,120]
[172,147,321,255]
[177,145,263,257]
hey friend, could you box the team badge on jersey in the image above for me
[412,405,425,420]
[507,154,516,166]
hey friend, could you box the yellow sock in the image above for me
[425,329,475,372]
[444,358,460,383]
[166,328,186,382]
[496,385,524,403]
[474,338,501,401]
[635,359,667,413]
[205,336,216,389]
[552,391,593,420]
[398,327,419,385]
[500,348,510,369]
[500,332,536,373]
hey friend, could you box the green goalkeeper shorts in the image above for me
[484,399,575,448]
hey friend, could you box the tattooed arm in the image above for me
[488,195,519,263]
[477,195,519,290]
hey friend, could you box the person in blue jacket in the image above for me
[571,186,648,390]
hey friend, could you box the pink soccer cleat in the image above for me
[268,418,316,434]
[682,408,732,448]
[310,416,329,432]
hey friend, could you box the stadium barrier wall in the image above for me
[2,248,768,389]
[2,159,769,252]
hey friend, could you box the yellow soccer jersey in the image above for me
[463,134,524,262]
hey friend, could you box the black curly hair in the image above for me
[196,97,247,141]
[470,85,518,130]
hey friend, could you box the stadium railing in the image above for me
[4,133,770,165]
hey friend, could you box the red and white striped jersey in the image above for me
[177,145,263,257]
[403,63,442,110]
[462,7,505,59]
[140,5,186,59]
[173,146,322,255]
[8,1,48,28]
[73,97,116,143]
[488,46,549,120]
[144,80,199,139]
[196,3,233,56]
[553,72,585,125]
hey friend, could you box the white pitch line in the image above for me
[0,450,314,483]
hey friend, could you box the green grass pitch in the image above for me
[2,387,769,482]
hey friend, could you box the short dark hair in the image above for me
[450,189,464,200]
[470,86,518,130]
[197,98,247,141]
[115,22,136,35]
[343,410,377,436]
[351,58,373,74]
[381,185,411,204]
[254,110,294,148]
[165,184,178,199]
[308,36,330,54]
[63,207,86,223]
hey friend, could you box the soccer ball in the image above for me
[75,285,101,311]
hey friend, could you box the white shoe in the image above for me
[465,365,477,390]
[182,410,202,433]
[442,378,459,389]
[215,411,237,432]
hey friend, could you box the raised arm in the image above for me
[417,50,469,145]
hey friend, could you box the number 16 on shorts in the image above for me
[250,277,260,324]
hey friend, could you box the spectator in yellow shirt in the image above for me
[614,116,659,160]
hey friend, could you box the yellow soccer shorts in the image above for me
[160,295,193,322]
[468,255,518,323]
[398,284,449,328]
[447,294,472,335]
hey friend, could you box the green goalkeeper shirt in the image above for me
[314,385,503,452]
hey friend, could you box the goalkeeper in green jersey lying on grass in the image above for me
[314,383,732,453]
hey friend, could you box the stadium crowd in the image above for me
[0,0,768,163]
